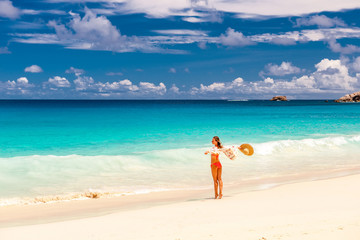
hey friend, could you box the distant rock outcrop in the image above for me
[335,91,360,102]
[270,96,288,101]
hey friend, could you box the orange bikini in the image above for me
[210,154,222,168]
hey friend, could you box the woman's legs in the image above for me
[211,166,219,199]
[217,167,223,199]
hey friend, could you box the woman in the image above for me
[204,136,223,199]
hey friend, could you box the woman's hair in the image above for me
[213,136,223,148]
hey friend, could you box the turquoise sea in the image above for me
[1,100,360,205]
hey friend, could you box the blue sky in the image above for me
[1,0,360,99]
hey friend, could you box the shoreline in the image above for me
[2,165,359,207]
[1,173,360,239]
[1,168,360,228]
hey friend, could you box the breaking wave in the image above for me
[1,134,360,206]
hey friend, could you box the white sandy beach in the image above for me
[1,174,360,240]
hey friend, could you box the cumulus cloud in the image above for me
[99,79,140,93]
[313,58,357,90]
[16,77,29,85]
[191,58,359,98]
[74,75,95,91]
[0,0,20,19]
[66,67,85,76]
[169,68,176,73]
[169,84,180,94]
[264,77,274,84]
[191,77,244,94]
[261,62,302,77]
[46,8,160,53]
[0,77,34,95]
[139,82,166,95]
[25,65,43,73]
[295,15,346,28]
[65,69,167,96]
[218,28,255,47]
[45,76,71,88]
[327,39,360,55]
[351,57,360,72]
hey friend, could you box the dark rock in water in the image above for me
[325,100,329,102]
[270,96,287,101]
[335,91,360,102]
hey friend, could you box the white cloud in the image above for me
[24,65,43,73]
[13,15,360,52]
[66,69,167,96]
[153,29,208,36]
[313,58,357,90]
[249,28,360,45]
[46,76,71,88]
[262,62,302,76]
[100,79,139,92]
[182,17,204,23]
[199,82,226,92]
[74,75,95,91]
[169,68,176,73]
[352,57,360,72]
[46,8,160,53]
[295,15,346,28]
[232,77,244,86]
[327,39,360,55]
[21,9,67,16]
[214,27,360,49]
[169,84,180,94]
[66,67,85,76]
[269,37,297,45]
[213,0,360,19]
[191,58,359,98]
[46,0,360,20]
[0,77,34,95]
[192,77,244,94]
[0,0,20,19]
[264,77,274,84]
[139,82,166,95]
[16,77,29,84]
[294,75,316,88]
[0,47,11,54]
[218,28,255,47]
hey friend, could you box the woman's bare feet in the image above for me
[218,194,223,199]
[215,194,218,199]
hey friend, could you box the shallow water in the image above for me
[1,100,360,205]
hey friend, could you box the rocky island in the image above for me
[270,96,288,101]
[334,91,360,102]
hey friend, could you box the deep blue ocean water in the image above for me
[1,100,360,205]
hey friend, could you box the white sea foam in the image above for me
[252,134,360,156]
[1,134,360,206]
